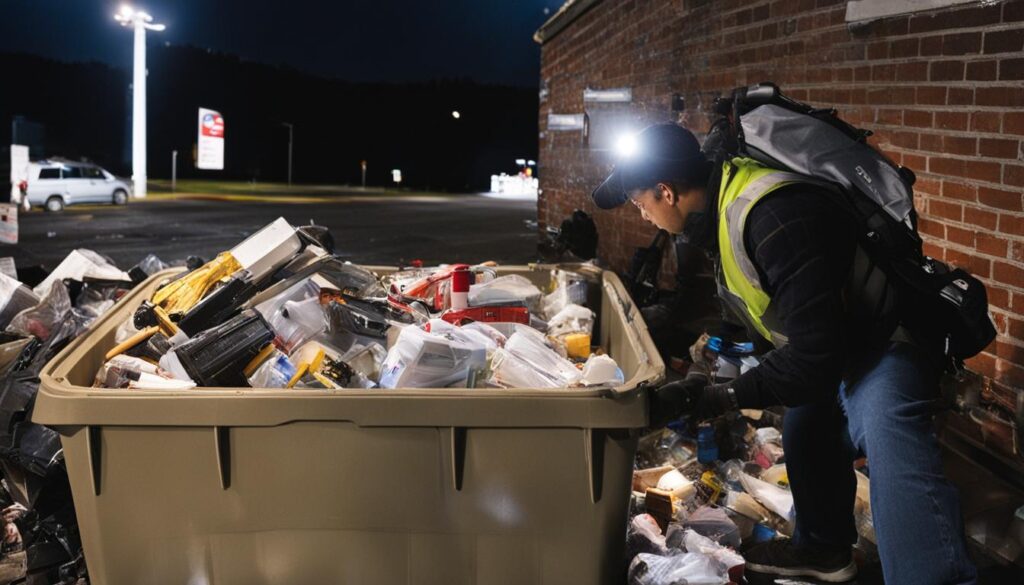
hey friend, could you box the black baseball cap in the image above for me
[591,123,711,210]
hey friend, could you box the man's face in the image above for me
[629,184,697,234]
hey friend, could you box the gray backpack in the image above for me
[709,83,995,362]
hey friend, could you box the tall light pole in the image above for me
[281,122,293,186]
[115,5,165,199]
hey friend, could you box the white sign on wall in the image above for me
[9,145,29,207]
[197,108,225,170]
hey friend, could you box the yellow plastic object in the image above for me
[565,333,592,359]
[286,362,310,388]
[103,326,159,361]
[700,470,725,504]
[150,252,242,315]
[242,343,276,378]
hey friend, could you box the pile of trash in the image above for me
[625,336,876,585]
[92,217,624,393]
[1,247,171,583]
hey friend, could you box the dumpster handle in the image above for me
[215,427,231,490]
[87,426,102,496]
[584,429,605,504]
[447,427,467,492]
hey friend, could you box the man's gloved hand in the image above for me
[648,372,738,429]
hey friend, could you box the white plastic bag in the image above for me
[247,349,297,388]
[488,348,565,388]
[468,275,542,313]
[0,273,39,330]
[543,269,588,319]
[256,278,326,353]
[32,249,130,297]
[379,325,487,388]
[5,280,70,341]
[738,471,795,522]
[504,330,582,385]
[627,552,729,585]
[546,303,594,339]
[680,529,744,570]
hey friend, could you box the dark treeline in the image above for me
[0,45,539,191]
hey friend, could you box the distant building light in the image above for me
[451,111,461,119]
[548,113,585,131]
[515,159,527,166]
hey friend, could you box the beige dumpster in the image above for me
[33,265,664,585]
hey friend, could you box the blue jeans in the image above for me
[782,342,978,585]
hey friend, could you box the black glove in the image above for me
[648,372,738,428]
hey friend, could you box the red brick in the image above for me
[1001,58,1024,80]
[919,133,943,152]
[917,216,946,239]
[979,187,1023,211]
[916,87,946,105]
[1011,319,1024,343]
[966,59,998,81]
[984,28,1024,54]
[909,4,1001,33]
[976,86,1024,107]
[965,206,998,230]
[1005,165,1024,187]
[876,108,902,125]
[935,111,969,131]
[1012,241,1024,263]
[922,241,946,260]
[1001,213,1024,236]
[979,138,1020,159]
[978,233,1009,257]
[916,177,942,196]
[1006,1,1024,23]
[947,87,974,106]
[943,135,977,156]
[972,112,1002,133]
[1005,112,1024,135]
[903,109,932,128]
[889,130,918,149]
[994,261,1024,289]
[988,285,1012,311]
[946,224,976,247]
[867,41,889,60]
[966,351,997,378]
[942,32,982,55]
[929,198,964,221]
[903,153,927,172]
[942,181,978,202]
[896,61,929,81]
[929,60,965,81]
[995,360,1024,388]
[920,35,943,56]
[947,249,992,278]
[891,38,919,58]
[967,160,1004,183]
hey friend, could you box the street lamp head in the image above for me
[114,5,165,30]
[146,23,166,31]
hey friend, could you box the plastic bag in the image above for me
[542,269,588,319]
[628,552,729,585]
[738,470,794,522]
[5,281,70,342]
[379,325,487,389]
[136,253,168,277]
[340,342,387,382]
[503,329,582,386]
[32,248,130,297]
[247,349,297,388]
[256,278,326,353]
[626,514,670,558]
[679,528,744,570]
[488,348,565,388]
[682,506,741,549]
[468,275,542,313]
[580,354,624,386]
[0,274,39,330]
[546,303,594,339]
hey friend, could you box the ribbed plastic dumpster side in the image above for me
[33,265,664,585]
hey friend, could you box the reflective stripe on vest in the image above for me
[717,158,807,346]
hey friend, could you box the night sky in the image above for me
[1,0,563,86]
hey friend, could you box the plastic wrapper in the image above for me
[32,249,130,298]
[760,463,788,488]
[468,274,542,312]
[339,342,387,381]
[580,354,624,386]
[256,278,327,353]
[488,348,565,388]
[678,529,744,571]
[247,349,297,389]
[0,274,39,331]
[5,281,71,342]
[503,329,582,385]
[459,321,507,349]
[546,303,594,341]
[627,552,729,585]
[379,325,487,389]
[681,506,741,548]
[425,319,502,353]
[542,269,588,319]
[317,259,386,298]
[136,254,168,277]
[738,470,794,522]
[626,514,671,559]
[94,355,161,388]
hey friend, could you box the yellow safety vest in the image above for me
[717,157,809,347]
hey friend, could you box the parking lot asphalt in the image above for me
[2,192,539,272]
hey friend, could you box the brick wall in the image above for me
[537,0,1024,390]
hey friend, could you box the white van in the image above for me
[25,160,132,212]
